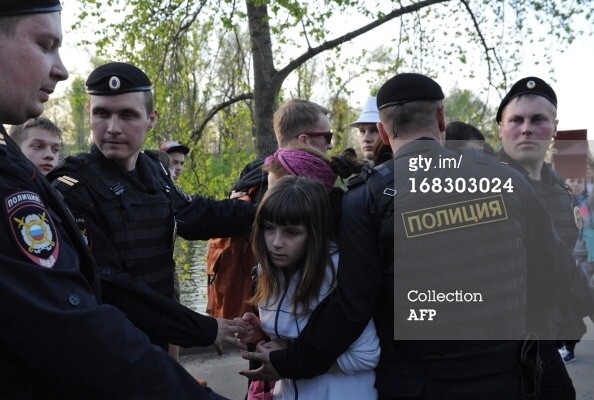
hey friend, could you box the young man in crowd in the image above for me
[9,117,62,175]
[161,140,189,181]
[349,96,381,163]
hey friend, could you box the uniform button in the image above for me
[68,294,80,306]
[102,269,112,276]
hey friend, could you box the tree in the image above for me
[67,77,92,154]
[73,0,593,160]
[444,87,497,137]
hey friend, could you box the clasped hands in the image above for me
[234,312,283,381]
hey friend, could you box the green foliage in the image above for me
[50,0,593,300]
[444,86,499,145]
[67,77,92,154]
[71,0,593,160]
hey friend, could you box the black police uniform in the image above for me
[50,146,254,299]
[499,149,583,400]
[270,137,584,399]
[496,76,588,400]
[48,146,254,349]
[0,128,212,399]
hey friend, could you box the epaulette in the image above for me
[52,175,80,194]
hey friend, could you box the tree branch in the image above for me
[190,93,254,141]
[275,0,451,83]
[459,0,506,92]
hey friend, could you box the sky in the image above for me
[58,5,594,141]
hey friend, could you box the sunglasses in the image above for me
[296,131,333,145]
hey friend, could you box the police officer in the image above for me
[0,1,235,398]
[497,76,584,399]
[241,73,585,399]
[48,62,255,349]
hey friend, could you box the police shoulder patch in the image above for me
[5,191,59,268]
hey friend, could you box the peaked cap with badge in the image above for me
[496,76,557,122]
[0,0,61,16]
[377,72,445,110]
[86,62,153,95]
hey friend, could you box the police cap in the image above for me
[0,0,61,16]
[86,62,153,95]
[496,77,557,122]
[377,73,444,110]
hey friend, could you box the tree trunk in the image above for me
[247,0,282,158]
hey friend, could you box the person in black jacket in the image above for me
[241,73,591,399]
[48,62,254,351]
[0,2,240,398]
[497,76,586,399]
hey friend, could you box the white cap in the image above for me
[349,97,380,127]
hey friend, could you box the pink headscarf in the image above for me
[265,148,336,192]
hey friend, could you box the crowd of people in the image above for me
[1,1,593,399]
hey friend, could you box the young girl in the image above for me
[262,145,364,239]
[239,175,379,400]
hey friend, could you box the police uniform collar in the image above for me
[89,145,145,189]
[394,137,441,160]
[498,149,555,184]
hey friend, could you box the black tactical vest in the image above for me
[498,151,579,251]
[52,151,177,298]
[351,143,527,383]
[530,167,579,251]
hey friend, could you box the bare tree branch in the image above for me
[459,0,506,93]
[190,93,254,141]
[274,0,450,84]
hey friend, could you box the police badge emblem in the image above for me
[6,191,59,268]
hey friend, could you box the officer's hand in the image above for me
[213,318,248,355]
[239,341,282,381]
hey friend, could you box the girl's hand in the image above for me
[234,312,266,344]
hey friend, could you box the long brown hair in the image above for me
[251,175,335,315]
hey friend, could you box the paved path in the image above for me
[181,319,594,400]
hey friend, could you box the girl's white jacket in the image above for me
[259,252,380,400]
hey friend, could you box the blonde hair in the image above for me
[273,99,331,147]
[9,117,62,146]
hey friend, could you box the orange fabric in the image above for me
[206,192,258,319]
